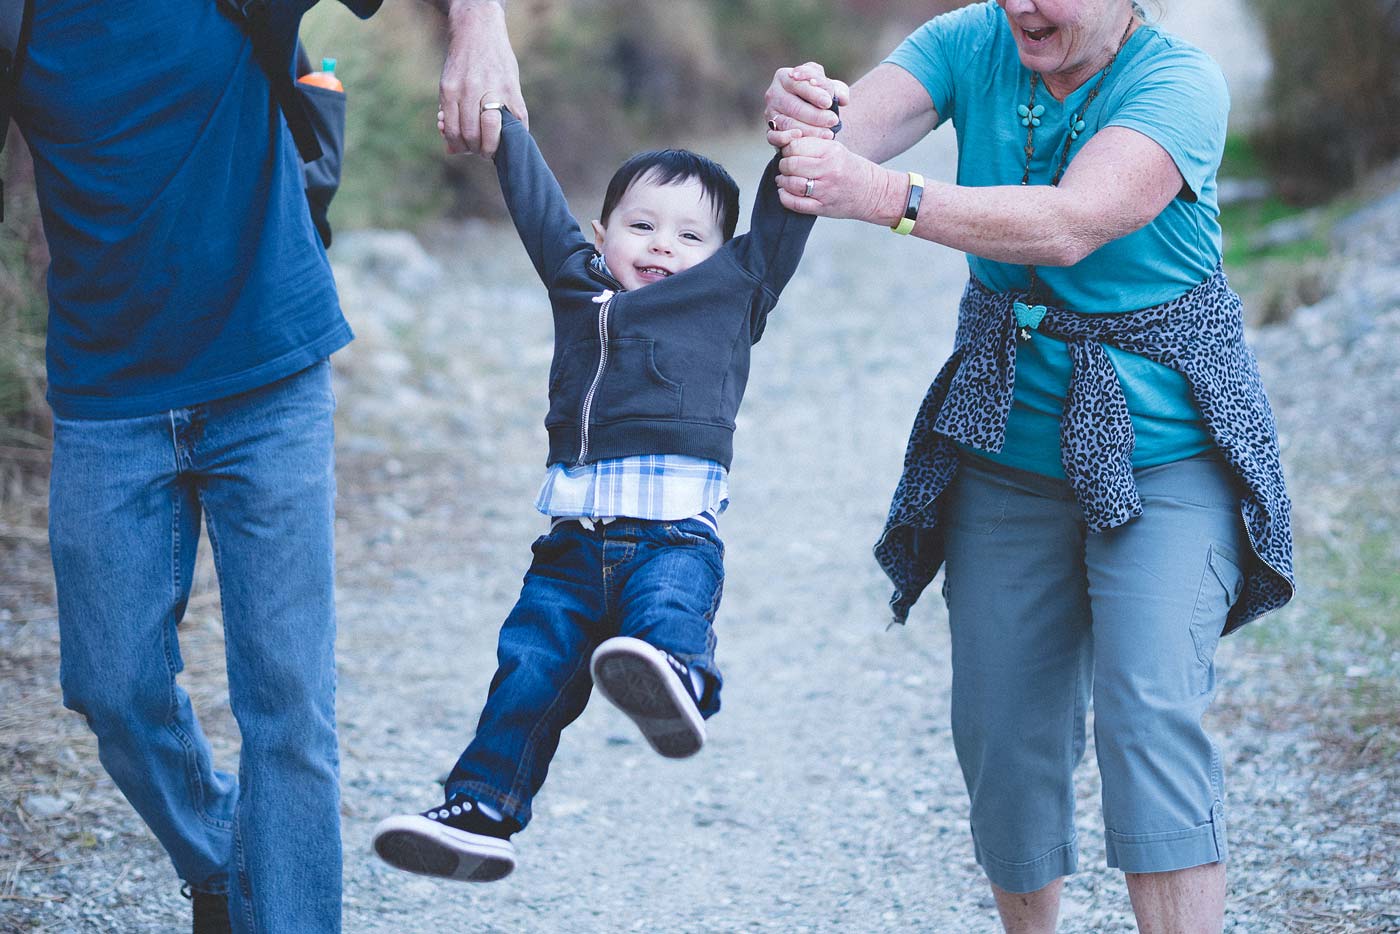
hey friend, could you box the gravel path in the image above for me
[3,3,1397,932]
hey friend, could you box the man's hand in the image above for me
[433,0,526,158]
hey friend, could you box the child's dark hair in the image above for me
[600,149,741,241]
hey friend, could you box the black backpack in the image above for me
[0,0,346,246]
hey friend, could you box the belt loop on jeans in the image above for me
[550,515,619,532]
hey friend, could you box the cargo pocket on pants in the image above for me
[1189,545,1244,695]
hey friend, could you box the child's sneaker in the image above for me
[372,793,518,883]
[590,636,705,759]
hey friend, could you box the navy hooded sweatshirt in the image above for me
[493,111,815,469]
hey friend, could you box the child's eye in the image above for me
[681,232,703,242]
[630,222,653,232]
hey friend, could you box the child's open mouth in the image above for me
[1022,25,1058,43]
[636,266,672,281]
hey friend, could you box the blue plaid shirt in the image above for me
[535,455,729,526]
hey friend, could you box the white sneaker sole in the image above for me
[371,815,516,883]
[590,636,706,759]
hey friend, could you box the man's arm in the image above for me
[419,0,525,158]
[492,109,592,287]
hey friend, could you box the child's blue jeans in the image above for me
[446,516,725,827]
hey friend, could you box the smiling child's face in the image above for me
[591,174,725,292]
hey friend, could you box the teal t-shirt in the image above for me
[886,1,1226,477]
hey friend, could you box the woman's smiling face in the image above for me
[997,0,1136,94]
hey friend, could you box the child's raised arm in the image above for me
[726,104,837,325]
[491,109,594,287]
[726,152,818,310]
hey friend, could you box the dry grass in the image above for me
[0,478,237,923]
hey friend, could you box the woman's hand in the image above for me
[775,137,905,225]
[764,63,850,147]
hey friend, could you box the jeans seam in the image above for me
[189,495,236,832]
[162,483,234,834]
[704,566,724,622]
[1068,629,1088,853]
[234,813,257,932]
[506,649,594,810]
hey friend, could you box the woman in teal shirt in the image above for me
[764,1,1293,931]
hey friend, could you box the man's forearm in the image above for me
[426,0,524,157]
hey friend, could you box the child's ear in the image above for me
[590,220,606,251]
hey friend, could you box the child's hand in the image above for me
[768,127,806,150]
[764,63,849,148]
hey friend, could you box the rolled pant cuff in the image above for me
[1105,804,1227,874]
[975,837,1078,894]
[442,779,531,829]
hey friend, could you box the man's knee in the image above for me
[59,658,170,735]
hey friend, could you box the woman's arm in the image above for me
[764,62,938,165]
[774,125,1185,267]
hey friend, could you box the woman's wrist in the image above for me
[871,166,912,228]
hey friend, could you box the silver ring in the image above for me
[480,100,504,112]
[803,177,816,198]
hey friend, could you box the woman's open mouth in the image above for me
[1022,25,1058,43]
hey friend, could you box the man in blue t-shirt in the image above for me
[12,1,527,930]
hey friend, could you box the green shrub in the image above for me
[299,4,450,228]
[0,134,50,475]
[1246,0,1400,202]
[300,0,908,228]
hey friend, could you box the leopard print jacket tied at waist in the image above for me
[874,266,1295,634]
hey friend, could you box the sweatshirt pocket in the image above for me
[594,338,683,423]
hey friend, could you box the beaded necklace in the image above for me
[1015,16,1136,321]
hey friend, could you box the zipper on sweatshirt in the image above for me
[578,289,615,465]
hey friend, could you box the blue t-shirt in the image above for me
[16,0,379,419]
[886,1,1225,477]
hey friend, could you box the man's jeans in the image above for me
[49,361,341,933]
[447,517,725,827]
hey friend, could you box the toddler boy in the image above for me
[372,107,816,883]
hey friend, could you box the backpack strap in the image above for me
[0,0,33,221]
[215,0,323,163]
[296,40,313,79]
